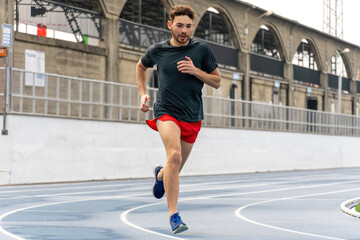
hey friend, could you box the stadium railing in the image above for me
[1,67,360,136]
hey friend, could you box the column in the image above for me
[239,51,250,101]
[99,0,125,119]
[0,0,14,25]
[99,0,127,83]
[283,62,294,106]
[102,17,119,83]
[350,79,357,115]
[320,72,329,112]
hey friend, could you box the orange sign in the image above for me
[0,48,6,57]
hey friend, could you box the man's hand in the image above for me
[140,94,151,112]
[177,56,221,89]
[177,56,198,75]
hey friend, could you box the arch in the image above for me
[160,0,173,13]
[194,5,241,50]
[339,51,352,79]
[293,35,325,72]
[291,38,323,88]
[250,23,286,61]
[292,38,321,71]
[328,49,351,78]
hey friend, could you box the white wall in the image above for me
[0,115,11,184]
[0,115,359,185]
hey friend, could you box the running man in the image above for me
[136,5,221,234]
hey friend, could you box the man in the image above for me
[136,5,221,234]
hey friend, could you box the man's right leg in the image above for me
[157,120,182,217]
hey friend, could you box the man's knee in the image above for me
[168,150,182,167]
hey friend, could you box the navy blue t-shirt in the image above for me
[141,38,218,122]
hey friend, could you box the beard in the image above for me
[171,32,190,45]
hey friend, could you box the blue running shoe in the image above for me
[152,165,165,199]
[170,212,188,234]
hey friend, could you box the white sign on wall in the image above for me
[1,24,12,47]
[25,50,45,87]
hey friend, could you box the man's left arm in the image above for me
[177,56,221,89]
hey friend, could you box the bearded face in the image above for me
[168,15,194,47]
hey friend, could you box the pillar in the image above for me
[350,79,357,115]
[320,72,329,112]
[99,0,126,119]
[102,17,119,83]
[99,0,127,83]
[239,51,250,101]
[0,0,14,25]
[283,62,294,107]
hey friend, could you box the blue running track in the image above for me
[0,168,359,240]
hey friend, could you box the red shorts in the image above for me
[146,114,201,144]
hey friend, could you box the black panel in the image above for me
[250,53,284,77]
[293,65,320,85]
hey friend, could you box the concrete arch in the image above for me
[292,37,323,72]
[194,4,242,51]
[338,50,352,79]
[100,0,127,18]
[250,22,287,61]
[160,0,173,12]
[322,48,351,78]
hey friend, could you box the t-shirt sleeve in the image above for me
[202,44,219,73]
[141,44,156,68]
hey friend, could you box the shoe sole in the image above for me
[173,224,188,234]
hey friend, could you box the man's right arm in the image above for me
[136,60,151,112]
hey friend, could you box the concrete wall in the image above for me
[1,114,360,185]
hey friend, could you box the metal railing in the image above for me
[202,97,360,136]
[1,68,360,136]
[15,0,102,41]
[119,18,171,50]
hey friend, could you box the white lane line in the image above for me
[234,187,360,240]
[0,178,253,195]
[0,180,292,240]
[0,171,350,195]
[0,178,260,195]
[120,179,360,239]
[0,182,142,194]
[181,179,360,200]
[0,187,150,201]
[120,202,186,240]
[2,177,360,239]
[0,193,149,240]
[0,180,289,202]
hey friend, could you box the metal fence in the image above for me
[15,0,102,41]
[1,68,360,136]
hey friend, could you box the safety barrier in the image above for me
[1,67,360,136]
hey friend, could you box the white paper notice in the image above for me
[25,50,45,87]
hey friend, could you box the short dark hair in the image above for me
[170,5,196,21]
